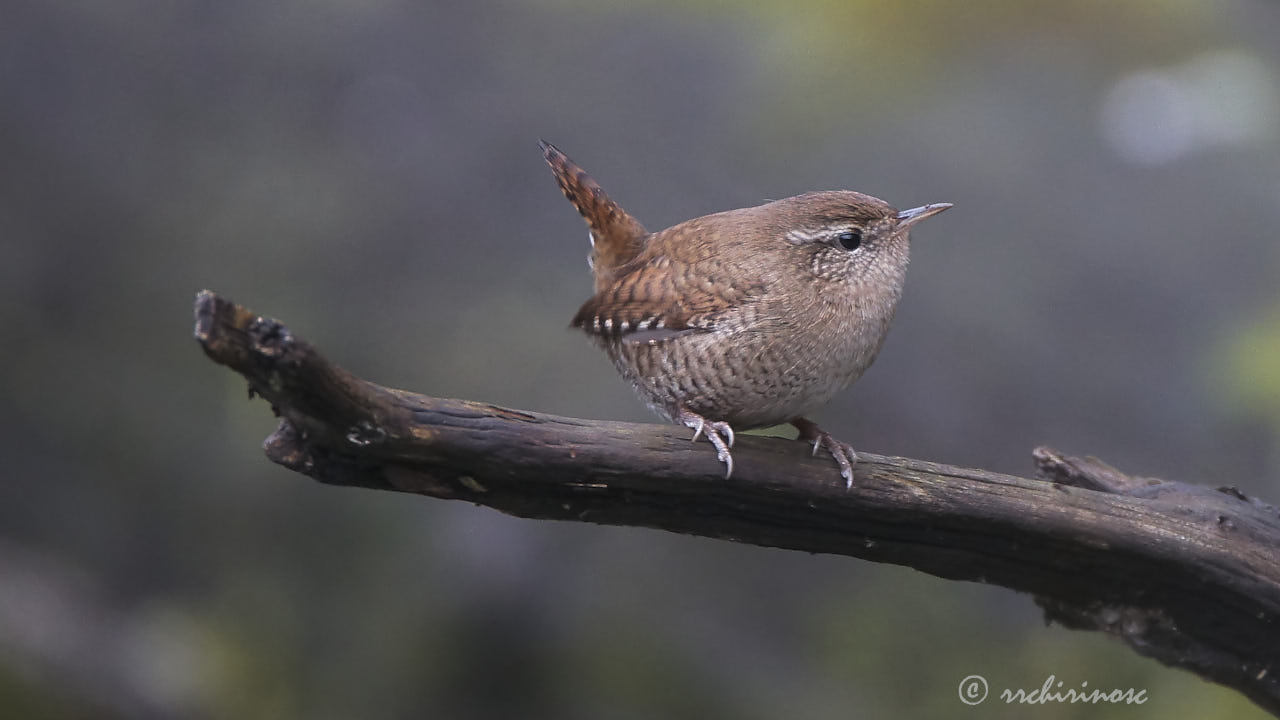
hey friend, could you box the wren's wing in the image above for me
[540,141,647,289]
[571,248,764,343]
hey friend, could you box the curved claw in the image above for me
[827,441,857,488]
[792,417,859,488]
[678,409,737,478]
[712,439,734,478]
[707,420,734,448]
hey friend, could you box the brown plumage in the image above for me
[539,140,647,291]
[541,141,950,486]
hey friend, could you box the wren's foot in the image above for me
[791,417,858,488]
[677,408,736,478]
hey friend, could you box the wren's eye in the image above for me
[836,230,862,250]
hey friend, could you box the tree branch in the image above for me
[194,290,1280,715]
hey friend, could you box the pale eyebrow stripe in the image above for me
[784,225,854,244]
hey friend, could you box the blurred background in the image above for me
[3,1,1279,718]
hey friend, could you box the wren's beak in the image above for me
[896,203,953,231]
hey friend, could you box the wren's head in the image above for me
[708,191,953,293]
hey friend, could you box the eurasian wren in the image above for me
[541,141,950,486]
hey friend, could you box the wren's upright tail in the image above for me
[540,140,648,290]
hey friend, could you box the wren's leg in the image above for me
[677,407,736,478]
[791,417,858,488]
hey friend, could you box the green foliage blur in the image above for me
[2,0,1278,717]
[1224,304,1280,434]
